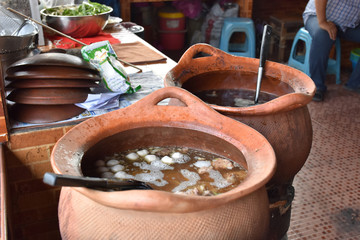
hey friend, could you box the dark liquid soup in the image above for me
[182,71,294,107]
[193,89,277,107]
[83,146,247,196]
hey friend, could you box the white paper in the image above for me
[75,92,121,111]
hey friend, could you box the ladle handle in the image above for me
[255,25,272,104]
[43,172,152,190]
[259,25,272,68]
[44,172,104,188]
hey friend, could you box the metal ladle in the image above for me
[43,172,153,191]
[254,25,272,104]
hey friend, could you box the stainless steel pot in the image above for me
[0,20,38,54]
[0,20,38,85]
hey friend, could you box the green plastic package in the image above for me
[81,40,140,93]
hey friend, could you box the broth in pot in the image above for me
[181,70,294,107]
[82,146,247,196]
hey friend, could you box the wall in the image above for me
[237,0,253,18]
[252,0,307,21]
[4,126,75,239]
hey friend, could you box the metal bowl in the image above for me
[40,6,113,38]
[0,20,38,53]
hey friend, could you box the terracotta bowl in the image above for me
[10,104,85,123]
[6,88,90,105]
[7,52,96,71]
[6,79,99,89]
[164,43,316,186]
[6,65,100,80]
[51,87,276,239]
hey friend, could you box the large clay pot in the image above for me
[164,43,315,186]
[51,87,276,240]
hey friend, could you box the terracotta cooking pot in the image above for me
[51,87,276,240]
[164,43,315,186]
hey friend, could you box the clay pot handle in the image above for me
[177,43,226,66]
[135,86,213,113]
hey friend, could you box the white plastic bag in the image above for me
[200,3,238,47]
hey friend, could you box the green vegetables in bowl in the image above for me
[43,1,112,16]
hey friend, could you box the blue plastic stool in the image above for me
[219,17,256,58]
[288,27,341,84]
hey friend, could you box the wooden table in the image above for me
[0,26,179,240]
[3,26,177,131]
[268,14,304,63]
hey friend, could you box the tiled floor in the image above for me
[287,71,360,240]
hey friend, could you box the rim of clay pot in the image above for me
[164,43,316,116]
[51,87,276,213]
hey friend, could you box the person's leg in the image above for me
[345,59,360,91]
[305,16,335,93]
[338,25,360,90]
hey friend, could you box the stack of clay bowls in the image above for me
[5,52,100,124]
